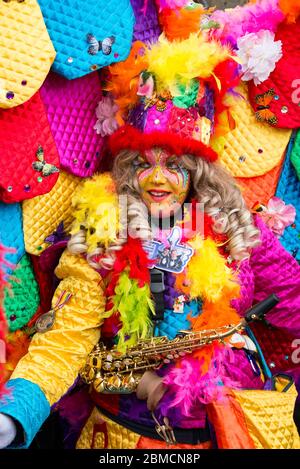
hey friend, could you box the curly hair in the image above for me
[68,149,261,267]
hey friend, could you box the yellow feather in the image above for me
[71,173,121,252]
[186,236,239,302]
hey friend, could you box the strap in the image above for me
[150,268,165,323]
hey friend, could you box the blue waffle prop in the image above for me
[39,0,135,79]
[0,202,25,275]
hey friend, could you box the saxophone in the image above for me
[80,295,279,394]
[80,322,246,393]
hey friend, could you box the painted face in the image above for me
[134,148,190,218]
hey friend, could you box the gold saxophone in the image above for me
[80,320,247,394]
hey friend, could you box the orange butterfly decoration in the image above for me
[255,89,278,125]
[144,90,173,112]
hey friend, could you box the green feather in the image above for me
[110,271,153,352]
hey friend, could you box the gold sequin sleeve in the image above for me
[11,250,105,406]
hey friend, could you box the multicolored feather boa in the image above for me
[102,218,242,414]
[80,174,243,414]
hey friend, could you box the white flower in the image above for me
[236,30,282,85]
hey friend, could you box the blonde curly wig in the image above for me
[68,149,261,268]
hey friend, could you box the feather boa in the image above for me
[71,173,121,253]
[170,234,241,411]
[175,236,239,302]
[103,237,155,349]
[209,0,284,48]
[163,347,241,416]
[105,271,154,351]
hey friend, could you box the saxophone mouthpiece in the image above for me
[244,294,280,324]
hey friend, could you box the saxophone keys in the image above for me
[94,377,105,393]
[102,354,113,371]
[90,356,102,368]
[88,367,95,381]
[107,375,122,390]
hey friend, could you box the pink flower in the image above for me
[94,95,119,137]
[259,197,296,237]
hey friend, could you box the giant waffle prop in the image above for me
[0,0,55,109]
[38,0,135,79]
[40,72,104,178]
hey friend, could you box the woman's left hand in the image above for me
[136,371,167,411]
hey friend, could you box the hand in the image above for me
[136,371,167,411]
[0,413,17,449]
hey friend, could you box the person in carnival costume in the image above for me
[0,5,300,450]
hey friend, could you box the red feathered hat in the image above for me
[108,125,218,162]
[105,32,240,163]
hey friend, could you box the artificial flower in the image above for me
[258,196,296,237]
[236,30,282,85]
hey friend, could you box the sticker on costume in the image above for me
[173,295,187,314]
[144,226,194,274]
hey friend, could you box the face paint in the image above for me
[133,148,190,218]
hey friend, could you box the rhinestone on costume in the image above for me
[281,106,288,114]
[67,57,73,63]
[269,362,275,368]
[239,156,246,163]
[258,149,263,154]
[114,53,119,58]
[9,315,17,321]
[6,91,14,99]
[7,186,13,192]
[284,355,289,360]
[37,176,43,183]
[73,158,78,164]
[154,119,160,125]
[21,80,27,86]
[24,184,31,192]
[85,161,91,168]
[274,95,279,101]
[90,65,98,71]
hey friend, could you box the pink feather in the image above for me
[155,0,188,11]
[163,345,241,417]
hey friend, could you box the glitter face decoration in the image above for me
[134,148,190,218]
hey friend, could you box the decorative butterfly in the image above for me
[255,89,278,125]
[32,145,59,177]
[44,221,68,245]
[144,90,173,112]
[87,33,115,56]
